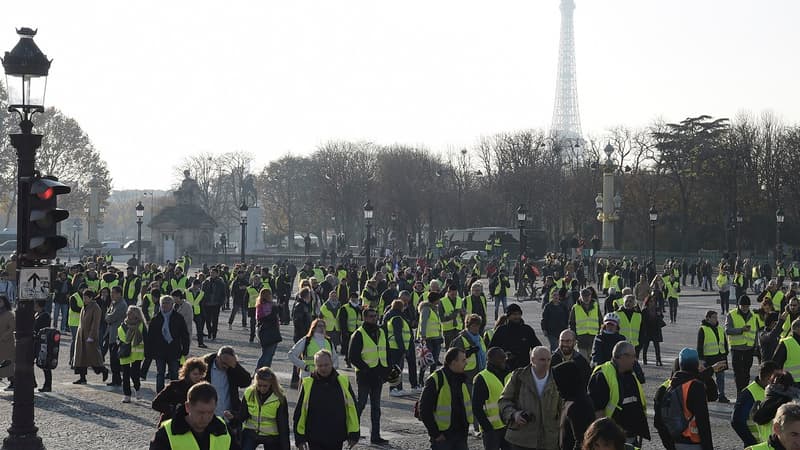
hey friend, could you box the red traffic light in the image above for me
[53,333,60,343]
[37,187,54,200]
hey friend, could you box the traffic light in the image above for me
[35,327,60,370]
[28,175,70,260]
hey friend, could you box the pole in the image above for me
[777,223,782,261]
[240,221,246,264]
[651,223,656,267]
[365,222,372,276]
[4,118,45,449]
[136,219,142,268]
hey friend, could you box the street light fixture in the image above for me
[135,201,144,269]
[2,26,51,450]
[364,200,374,274]
[649,205,658,265]
[777,208,785,260]
[240,202,248,264]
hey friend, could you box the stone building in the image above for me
[149,170,216,263]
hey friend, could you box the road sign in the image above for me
[19,267,50,300]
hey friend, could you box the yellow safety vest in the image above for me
[431,369,473,430]
[745,443,775,450]
[781,336,800,382]
[68,293,84,328]
[421,307,443,339]
[573,303,600,337]
[700,325,726,357]
[602,272,611,289]
[186,290,204,315]
[387,315,411,351]
[464,295,487,320]
[242,388,281,436]
[142,293,157,321]
[296,375,359,435]
[246,286,260,308]
[772,291,785,312]
[85,279,100,293]
[303,337,333,371]
[320,304,340,332]
[744,381,771,444]
[170,276,188,293]
[355,327,387,370]
[412,291,425,310]
[338,304,361,333]
[117,323,145,365]
[100,278,119,292]
[461,335,487,372]
[729,310,759,347]
[666,280,680,299]
[162,417,231,450]
[617,311,642,347]
[610,275,621,290]
[337,269,348,281]
[441,296,459,332]
[593,362,646,418]
[473,369,510,431]
[124,277,140,302]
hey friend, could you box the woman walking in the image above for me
[288,319,336,380]
[640,293,664,366]
[237,366,290,450]
[73,292,109,384]
[256,289,282,369]
[118,305,146,402]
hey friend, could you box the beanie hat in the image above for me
[506,303,522,315]
[678,347,699,371]
[738,295,751,306]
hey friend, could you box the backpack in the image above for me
[659,380,695,439]
[413,370,442,421]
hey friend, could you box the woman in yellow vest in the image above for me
[237,366,290,450]
[288,319,337,379]
[118,305,147,403]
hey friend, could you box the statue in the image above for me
[175,169,202,206]
[241,174,258,208]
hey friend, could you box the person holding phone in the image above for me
[697,310,730,403]
[726,295,761,393]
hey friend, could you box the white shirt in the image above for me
[531,368,549,397]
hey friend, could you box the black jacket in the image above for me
[551,349,591,389]
[202,353,252,414]
[590,332,626,366]
[292,300,312,339]
[668,370,717,450]
[201,277,229,307]
[152,378,193,425]
[150,402,239,450]
[541,301,569,337]
[419,367,469,438]
[489,320,542,371]
[144,310,189,361]
[753,382,800,425]
[552,361,595,450]
[292,369,359,445]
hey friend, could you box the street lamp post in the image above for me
[517,204,527,263]
[240,202,248,264]
[390,211,397,254]
[597,144,623,251]
[220,233,228,265]
[3,27,51,450]
[776,208,785,261]
[736,210,743,258]
[135,201,144,269]
[364,200,374,275]
[649,205,658,266]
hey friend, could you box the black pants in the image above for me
[668,297,678,322]
[205,304,221,339]
[194,314,205,345]
[341,332,352,365]
[108,342,122,383]
[720,291,730,314]
[482,427,509,450]
[405,344,419,388]
[308,442,344,450]
[122,361,141,396]
[228,298,247,327]
[75,365,107,379]
[640,339,661,364]
[248,307,256,342]
[356,380,383,440]
[733,348,754,393]
[40,368,52,390]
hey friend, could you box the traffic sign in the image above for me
[19,267,50,300]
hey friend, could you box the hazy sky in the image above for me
[3,1,798,190]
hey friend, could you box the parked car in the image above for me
[460,250,488,263]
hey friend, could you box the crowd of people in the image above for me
[3,250,800,449]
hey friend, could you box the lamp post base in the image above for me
[3,432,45,450]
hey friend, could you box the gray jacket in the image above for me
[104,299,127,342]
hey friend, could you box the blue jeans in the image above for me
[256,343,278,369]
[715,367,726,398]
[494,296,507,320]
[155,358,179,393]
[53,303,69,331]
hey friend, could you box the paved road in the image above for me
[0,283,754,449]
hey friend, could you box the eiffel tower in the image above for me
[550,0,584,164]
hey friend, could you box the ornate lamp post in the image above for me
[776,208,785,261]
[597,144,623,251]
[240,202,248,264]
[390,211,398,253]
[649,205,658,265]
[364,200,374,275]
[2,26,51,450]
[135,201,144,268]
[516,204,527,262]
[220,233,227,265]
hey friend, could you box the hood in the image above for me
[102,273,117,282]
[765,383,800,400]
[552,360,585,400]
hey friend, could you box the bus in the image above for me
[444,227,547,258]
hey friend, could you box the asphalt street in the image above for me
[0,282,756,449]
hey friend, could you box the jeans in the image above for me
[733,348,754,393]
[205,305,221,339]
[482,427,509,450]
[546,334,559,351]
[715,366,726,398]
[155,358,179,393]
[356,381,383,439]
[52,303,69,331]
[228,299,247,326]
[241,429,282,450]
[122,360,141,396]
[494,296,507,321]
[257,343,278,370]
[194,314,205,345]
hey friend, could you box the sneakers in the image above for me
[122,396,131,403]
[370,437,389,445]
[133,389,140,400]
[389,389,403,397]
[718,396,731,404]
[73,379,87,385]
[198,343,208,349]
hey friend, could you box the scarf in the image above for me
[124,317,144,346]
[466,331,486,370]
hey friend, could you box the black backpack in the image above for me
[659,381,695,439]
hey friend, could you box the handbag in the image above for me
[415,339,435,369]
[117,342,132,359]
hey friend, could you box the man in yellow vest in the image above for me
[186,279,207,349]
[384,299,413,397]
[441,285,465,347]
[149,382,235,449]
[123,267,141,307]
[293,349,360,450]
[772,318,800,384]
[569,288,602,356]
[697,310,730,403]
[617,295,643,358]
[588,341,649,446]
[347,308,389,445]
[472,347,509,450]
[732,361,779,447]
[745,401,800,450]
[419,347,472,450]
[726,295,761,393]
